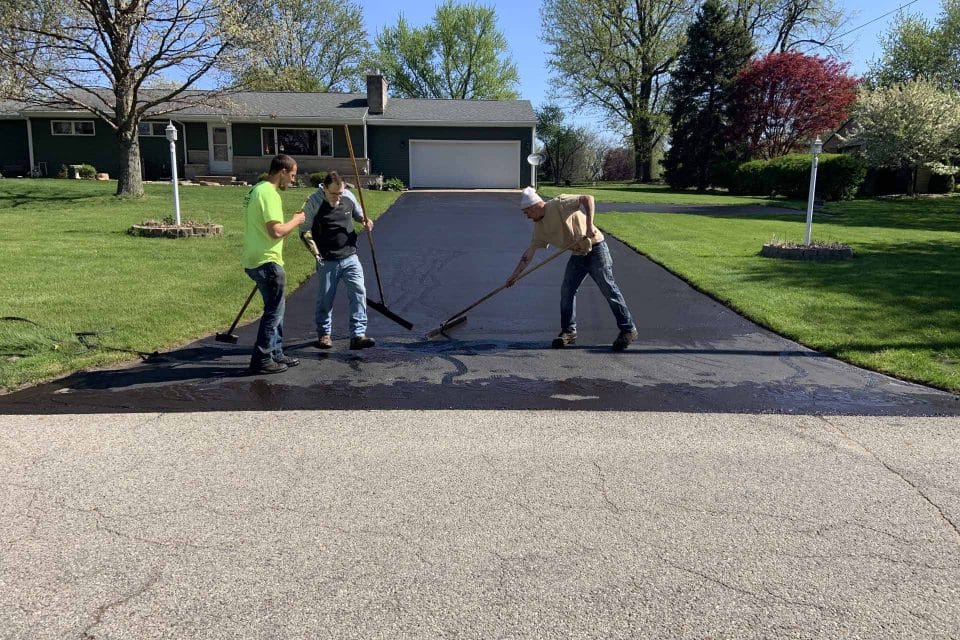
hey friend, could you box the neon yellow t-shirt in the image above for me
[242,181,285,269]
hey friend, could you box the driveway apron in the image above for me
[1,192,957,415]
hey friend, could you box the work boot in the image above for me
[349,335,375,350]
[551,330,577,348]
[274,355,300,367]
[315,335,333,349]
[249,360,288,375]
[612,328,639,351]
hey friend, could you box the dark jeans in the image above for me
[560,241,635,333]
[245,262,286,366]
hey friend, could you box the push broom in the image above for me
[343,125,414,330]
[424,240,579,339]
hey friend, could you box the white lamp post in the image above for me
[804,136,823,246]
[527,153,544,189]
[165,121,181,226]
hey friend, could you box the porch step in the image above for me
[195,175,237,185]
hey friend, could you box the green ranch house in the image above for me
[0,75,537,189]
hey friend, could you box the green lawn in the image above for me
[597,194,960,393]
[0,179,400,390]
[538,181,804,208]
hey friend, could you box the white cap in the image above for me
[519,186,543,209]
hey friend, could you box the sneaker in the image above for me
[315,335,333,349]
[349,335,375,350]
[249,360,288,375]
[612,329,639,351]
[274,355,300,367]
[551,331,577,348]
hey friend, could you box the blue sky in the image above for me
[361,0,941,125]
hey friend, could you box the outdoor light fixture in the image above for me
[527,153,544,189]
[165,121,182,226]
[804,136,823,246]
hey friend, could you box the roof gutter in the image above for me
[367,119,538,127]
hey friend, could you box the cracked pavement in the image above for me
[1,411,959,638]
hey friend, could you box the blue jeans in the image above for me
[315,254,367,337]
[245,262,286,366]
[560,241,635,333]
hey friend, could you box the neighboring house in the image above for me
[0,75,537,189]
[0,101,31,178]
[823,118,934,194]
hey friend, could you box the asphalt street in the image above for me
[1,410,958,638]
[0,192,957,415]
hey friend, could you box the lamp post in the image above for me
[165,121,181,226]
[804,136,823,246]
[527,153,544,189]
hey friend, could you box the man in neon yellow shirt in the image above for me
[243,154,306,374]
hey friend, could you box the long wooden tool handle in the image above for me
[343,125,386,304]
[439,242,577,326]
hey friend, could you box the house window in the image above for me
[261,127,332,157]
[51,120,95,136]
[138,122,168,137]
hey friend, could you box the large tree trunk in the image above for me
[116,130,144,198]
[631,120,655,183]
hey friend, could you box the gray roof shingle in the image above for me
[367,98,535,124]
[13,89,534,125]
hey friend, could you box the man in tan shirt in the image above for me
[506,187,638,351]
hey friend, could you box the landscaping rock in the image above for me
[129,222,224,239]
[760,242,853,261]
[95,173,110,181]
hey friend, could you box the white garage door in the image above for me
[409,140,520,188]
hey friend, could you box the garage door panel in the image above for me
[410,140,519,188]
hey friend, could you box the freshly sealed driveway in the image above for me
[1,192,957,416]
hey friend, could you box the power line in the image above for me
[835,0,922,41]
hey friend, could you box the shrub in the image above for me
[309,171,327,188]
[78,164,97,179]
[727,153,865,200]
[256,172,268,183]
[927,171,956,194]
[383,177,405,191]
[726,159,773,196]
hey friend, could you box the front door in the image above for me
[208,124,233,173]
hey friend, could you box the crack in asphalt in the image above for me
[592,461,621,515]
[664,561,828,612]
[796,521,918,546]
[817,417,960,546]
[777,550,955,572]
[779,349,811,386]
[80,567,162,639]
[65,505,235,552]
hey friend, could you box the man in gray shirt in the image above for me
[299,171,375,350]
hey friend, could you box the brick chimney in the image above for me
[366,73,388,115]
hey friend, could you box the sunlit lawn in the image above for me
[539,181,804,208]
[0,179,400,390]
[598,194,960,392]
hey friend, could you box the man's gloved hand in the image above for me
[576,236,593,254]
[300,231,321,260]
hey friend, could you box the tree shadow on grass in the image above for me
[815,197,960,233]
[0,191,105,208]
